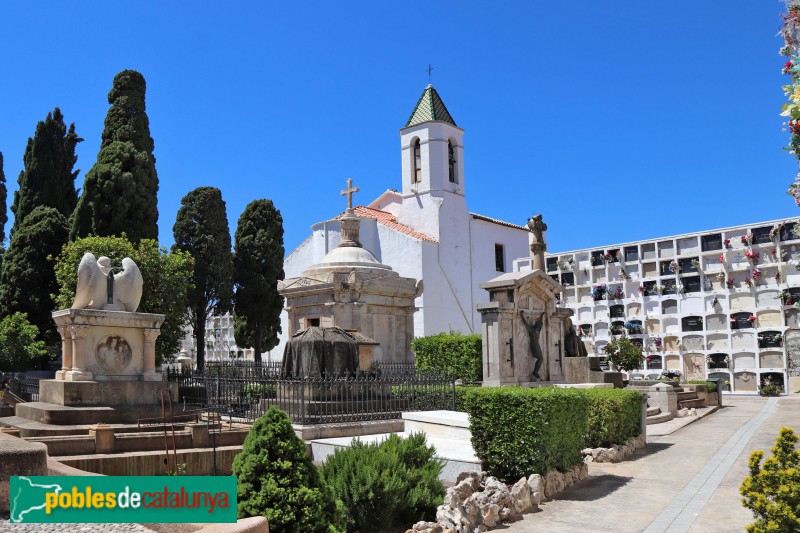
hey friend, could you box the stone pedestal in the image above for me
[648,383,678,421]
[564,358,624,388]
[52,308,164,382]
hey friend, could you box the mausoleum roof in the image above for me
[404,84,457,128]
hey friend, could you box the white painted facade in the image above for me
[269,86,531,361]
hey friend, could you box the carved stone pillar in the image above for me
[142,328,161,382]
[55,325,73,380]
[65,325,93,381]
[531,242,546,271]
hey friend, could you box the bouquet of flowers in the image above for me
[741,233,753,246]
[726,278,735,289]
[745,277,753,288]
[723,238,731,247]
[591,284,607,299]
[745,250,759,262]
[752,268,762,282]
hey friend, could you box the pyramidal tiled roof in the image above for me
[405,84,457,128]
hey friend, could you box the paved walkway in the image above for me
[506,395,800,533]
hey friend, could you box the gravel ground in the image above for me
[0,521,157,532]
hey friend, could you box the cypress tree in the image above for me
[72,70,159,243]
[233,199,285,361]
[0,206,68,344]
[0,152,7,247]
[172,187,233,371]
[0,152,8,246]
[10,108,81,238]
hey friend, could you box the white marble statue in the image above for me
[72,253,143,312]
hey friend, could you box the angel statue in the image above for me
[71,253,143,312]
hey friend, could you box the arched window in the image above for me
[413,139,421,183]
[448,140,457,183]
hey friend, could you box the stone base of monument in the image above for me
[2,380,178,428]
[564,358,624,388]
[9,380,178,425]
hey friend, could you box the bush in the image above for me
[740,427,800,532]
[455,384,480,412]
[412,331,482,382]
[232,406,344,533]
[322,432,444,532]
[603,336,645,373]
[583,388,642,448]
[464,386,589,482]
[0,312,48,371]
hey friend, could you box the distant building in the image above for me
[176,312,254,366]
[274,84,532,360]
[514,219,800,394]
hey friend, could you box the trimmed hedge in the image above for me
[583,388,642,448]
[464,387,589,482]
[412,331,482,383]
[322,432,444,531]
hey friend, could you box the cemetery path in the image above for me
[505,395,800,533]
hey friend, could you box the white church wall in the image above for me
[469,218,531,332]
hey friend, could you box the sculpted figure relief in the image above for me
[520,310,545,381]
[564,318,588,357]
[72,253,143,312]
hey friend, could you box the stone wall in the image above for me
[0,433,48,513]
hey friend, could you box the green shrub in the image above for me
[603,336,645,373]
[464,386,589,482]
[232,406,344,533]
[740,427,800,532]
[0,312,48,371]
[455,384,480,412]
[583,388,642,448]
[322,432,444,532]
[391,385,455,411]
[412,331,482,382]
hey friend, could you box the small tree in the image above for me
[0,312,47,371]
[53,235,193,364]
[173,187,233,371]
[603,336,644,373]
[0,206,68,344]
[233,199,285,361]
[232,406,344,533]
[740,426,800,532]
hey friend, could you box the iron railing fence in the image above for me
[163,363,455,425]
[0,372,45,402]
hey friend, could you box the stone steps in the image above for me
[646,406,660,417]
[646,411,674,425]
[679,398,705,409]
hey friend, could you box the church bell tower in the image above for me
[399,84,465,197]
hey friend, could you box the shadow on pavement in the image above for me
[553,474,633,502]
[629,441,673,460]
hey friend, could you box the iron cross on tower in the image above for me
[341,178,359,209]
[426,64,434,83]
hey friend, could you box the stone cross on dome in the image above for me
[341,178,359,211]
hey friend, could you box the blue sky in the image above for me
[0,1,796,255]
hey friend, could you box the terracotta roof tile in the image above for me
[337,206,438,243]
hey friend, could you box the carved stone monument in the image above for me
[278,180,423,366]
[10,254,177,426]
[477,269,567,386]
[479,214,611,387]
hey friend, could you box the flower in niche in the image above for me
[745,277,753,287]
[724,238,731,247]
[752,268,762,282]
